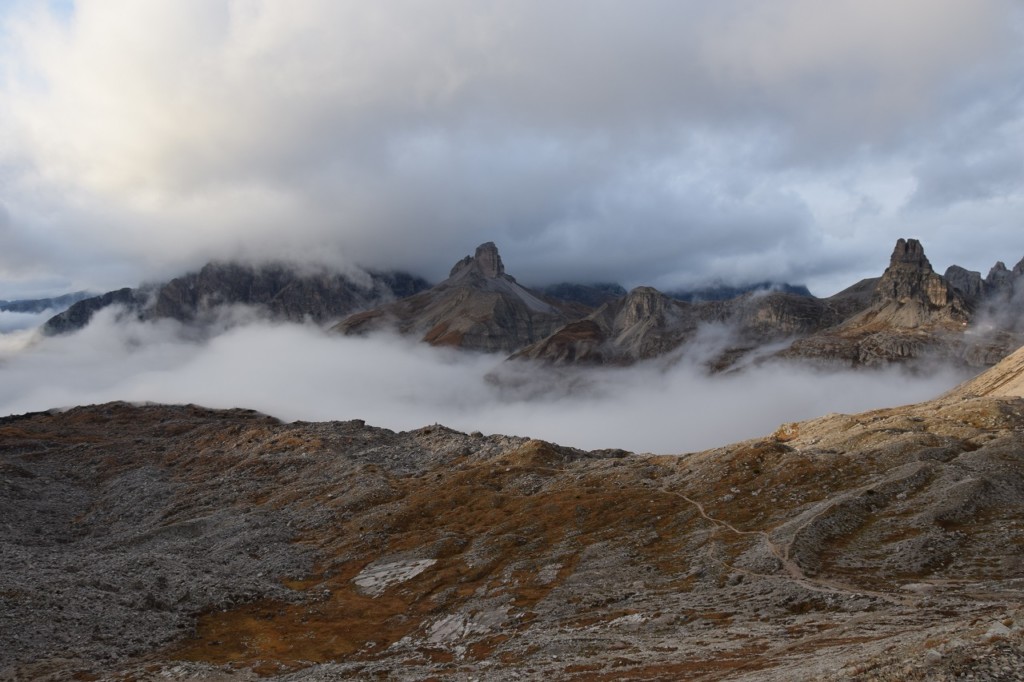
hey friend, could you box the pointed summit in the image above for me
[874,237,959,312]
[336,241,572,352]
[473,242,504,278]
[889,238,932,270]
[985,261,1013,297]
[781,238,977,368]
[449,242,506,279]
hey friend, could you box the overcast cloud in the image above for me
[0,0,1021,298]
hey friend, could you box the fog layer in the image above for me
[0,312,968,454]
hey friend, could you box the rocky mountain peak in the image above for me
[449,241,505,279]
[888,237,932,270]
[874,238,957,311]
[474,241,504,278]
[944,265,984,304]
[338,241,571,353]
[1013,256,1024,278]
[619,287,669,325]
[985,261,1013,292]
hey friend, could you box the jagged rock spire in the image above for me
[449,241,506,279]
[473,242,504,278]
[889,238,932,270]
[871,238,967,324]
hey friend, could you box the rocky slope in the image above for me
[333,243,581,353]
[4,362,1024,679]
[42,263,429,335]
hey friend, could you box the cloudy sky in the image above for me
[1,0,1022,299]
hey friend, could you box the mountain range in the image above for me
[42,263,430,335]
[38,238,1024,371]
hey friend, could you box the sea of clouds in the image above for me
[0,310,969,454]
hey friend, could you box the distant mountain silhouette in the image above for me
[43,263,429,335]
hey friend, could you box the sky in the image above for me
[1,0,1022,299]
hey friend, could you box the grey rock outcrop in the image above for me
[957,254,1024,332]
[450,241,505,278]
[947,255,1024,310]
[944,265,984,305]
[511,287,700,365]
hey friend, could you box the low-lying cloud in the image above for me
[0,312,970,454]
[0,309,56,333]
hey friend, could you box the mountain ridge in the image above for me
[42,262,431,335]
[32,237,1024,373]
[332,242,583,353]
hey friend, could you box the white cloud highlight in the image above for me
[1,1,1021,296]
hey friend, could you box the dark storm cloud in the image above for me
[0,0,1021,297]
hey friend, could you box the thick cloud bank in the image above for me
[0,313,967,454]
[1,1,1022,298]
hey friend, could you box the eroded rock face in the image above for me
[871,238,967,321]
[944,265,985,305]
[4,391,1024,681]
[448,241,506,279]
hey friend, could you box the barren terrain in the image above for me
[3,374,1024,679]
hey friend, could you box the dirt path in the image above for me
[661,487,908,606]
